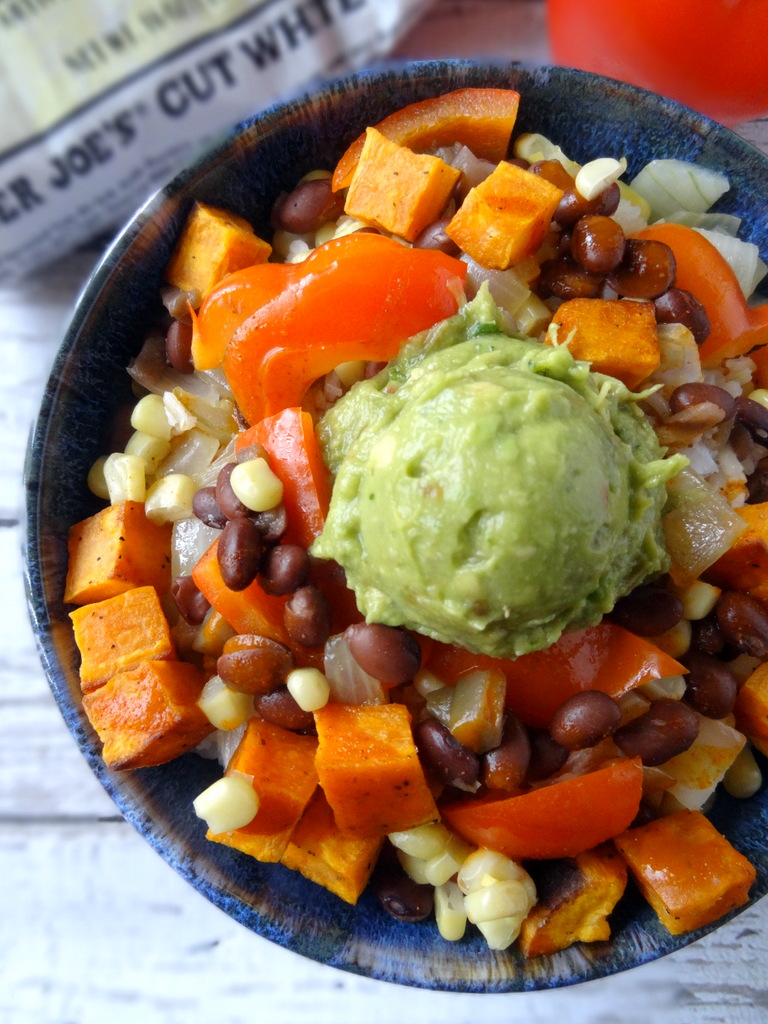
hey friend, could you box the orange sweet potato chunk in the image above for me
[281,788,384,904]
[519,843,628,957]
[314,702,439,838]
[734,661,768,757]
[165,201,272,301]
[548,298,660,388]
[445,160,563,269]
[82,659,212,770]
[705,501,768,600]
[70,585,175,693]
[207,718,318,863]
[64,500,172,605]
[344,127,461,243]
[614,809,755,935]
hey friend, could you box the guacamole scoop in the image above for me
[312,289,684,658]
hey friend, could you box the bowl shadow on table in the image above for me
[22,58,768,992]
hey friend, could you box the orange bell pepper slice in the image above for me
[426,622,686,729]
[235,407,331,551]
[441,756,644,859]
[219,233,466,425]
[331,87,520,191]
[634,222,768,366]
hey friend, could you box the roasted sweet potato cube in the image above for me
[165,201,272,301]
[70,585,175,693]
[207,718,318,863]
[548,298,660,388]
[734,661,768,757]
[519,844,628,957]
[64,500,172,605]
[705,502,768,600]
[344,127,461,243]
[82,659,212,770]
[445,160,563,269]
[281,788,384,904]
[614,809,756,935]
[314,702,439,838]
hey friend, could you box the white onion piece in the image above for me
[128,332,222,400]
[662,467,747,585]
[694,227,764,299]
[630,158,730,220]
[449,145,496,199]
[197,438,236,488]
[171,516,221,577]
[155,427,220,481]
[660,210,742,236]
[461,257,530,317]
[215,721,249,769]
[323,633,387,705]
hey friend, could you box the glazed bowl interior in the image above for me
[24,60,768,992]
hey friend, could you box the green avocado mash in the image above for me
[311,286,686,658]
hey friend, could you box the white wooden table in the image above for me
[3,3,768,1021]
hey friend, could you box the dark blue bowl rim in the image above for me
[22,58,768,992]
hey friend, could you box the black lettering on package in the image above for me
[0,176,45,224]
[48,108,144,190]
[240,0,367,69]
[156,50,237,118]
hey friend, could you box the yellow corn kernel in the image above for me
[334,360,367,387]
[639,674,687,702]
[747,387,768,411]
[618,180,651,221]
[87,455,110,500]
[103,452,146,504]
[434,881,467,942]
[396,849,431,885]
[286,667,331,712]
[724,745,763,799]
[230,457,284,512]
[512,133,580,176]
[193,608,237,656]
[457,848,536,901]
[413,669,448,699]
[422,833,473,886]
[389,822,453,861]
[476,916,525,951]
[513,291,552,337]
[124,429,172,472]
[674,579,721,620]
[464,879,535,925]
[649,618,692,659]
[197,675,253,731]
[575,156,627,200]
[193,773,259,834]
[130,393,172,440]
[144,473,197,524]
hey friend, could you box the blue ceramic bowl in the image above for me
[24,60,768,992]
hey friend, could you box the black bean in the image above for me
[606,238,676,300]
[413,217,460,255]
[252,503,289,544]
[413,717,480,790]
[553,181,620,229]
[217,517,262,591]
[525,729,569,783]
[669,382,737,420]
[549,691,622,751]
[171,574,210,625]
[537,256,604,300]
[273,177,345,234]
[529,159,575,191]
[683,650,739,719]
[259,544,310,595]
[736,395,768,446]
[715,590,768,657]
[253,686,316,732]
[654,287,711,343]
[691,613,727,656]
[570,215,626,274]
[613,699,699,766]
[284,585,331,647]
[747,457,768,504]
[481,714,530,791]
[608,583,684,637]
[216,462,250,519]
[217,634,294,695]
[192,485,227,529]
[372,864,434,922]
[165,320,194,374]
[344,622,422,684]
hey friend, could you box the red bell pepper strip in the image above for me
[634,222,768,365]
[426,622,686,729]
[220,233,466,425]
[331,88,521,191]
[235,408,331,551]
[441,756,643,859]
